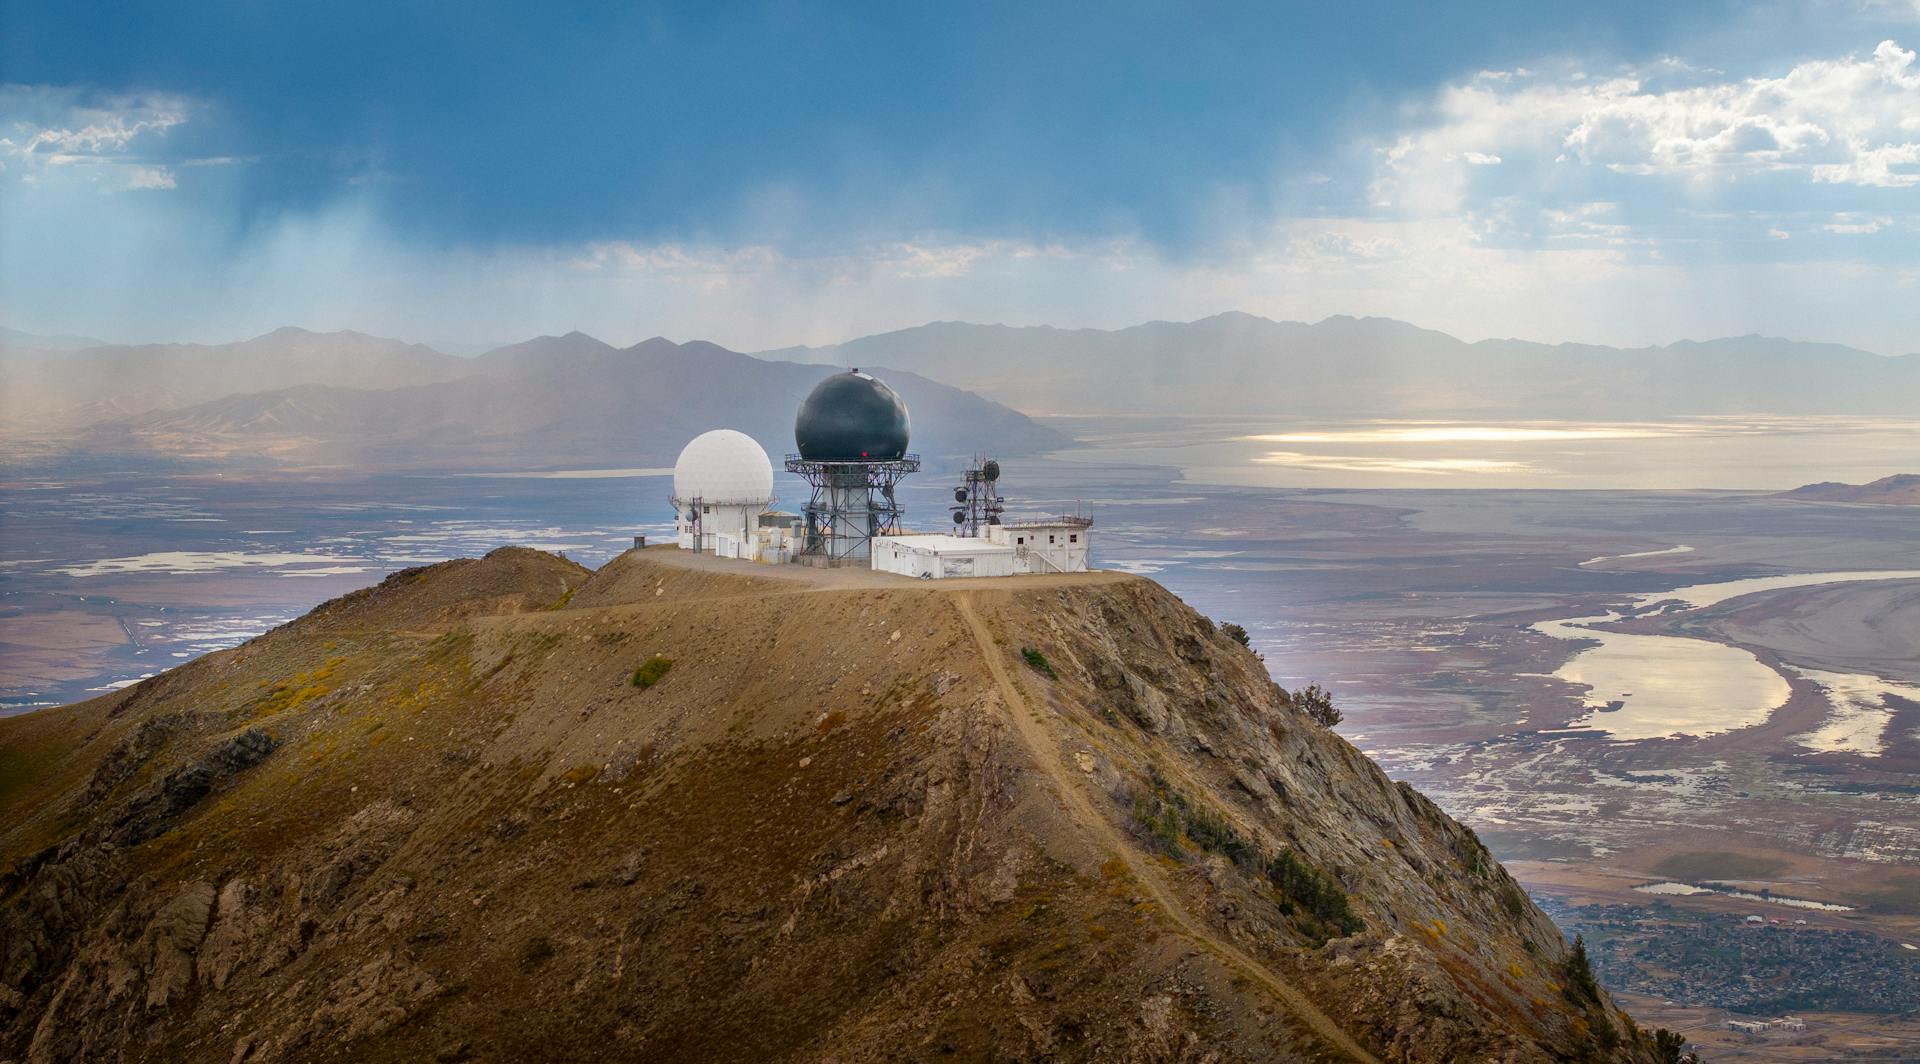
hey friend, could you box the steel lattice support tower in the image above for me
[784,454,920,564]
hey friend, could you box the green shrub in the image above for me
[1127,764,1362,943]
[1562,933,1602,1005]
[1266,848,1362,939]
[1499,879,1531,918]
[1020,646,1057,680]
[1183,803,1259,868]
[1132,793,1184,855]
[1291,683,1342,728]
[630,656,674,689]
[1652,1029,1698,1064]
[1221,622,1251,647]
[1130,764,1257,869]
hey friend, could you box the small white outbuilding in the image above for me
[871,534,1017,579]
[672,429,776,561]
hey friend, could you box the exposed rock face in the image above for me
[0,547,1658,1062]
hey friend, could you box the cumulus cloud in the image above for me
[5,38,1920,356]
[1824,213,1892,232]
[0,85,195,192]
[3,177,1916,355]
[1375,38,1920,219]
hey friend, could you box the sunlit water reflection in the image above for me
[1536,570,1920,741]
[1047,414,1920,490]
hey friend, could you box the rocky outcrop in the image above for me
[110,728,278,848]
[0,726,281,1061]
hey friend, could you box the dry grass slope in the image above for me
[0,546,1660,1062]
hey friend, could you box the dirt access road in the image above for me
[954,591,1383,1064]
[635,548,1382,1060]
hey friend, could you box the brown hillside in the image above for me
[0,547,1658,1062]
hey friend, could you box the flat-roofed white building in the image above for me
[987,517,1092,574]
[872,515,1093,580]
[871,534,1017,579]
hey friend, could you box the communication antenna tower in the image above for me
[950,457,1005,537]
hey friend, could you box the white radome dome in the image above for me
[673,429,774,505]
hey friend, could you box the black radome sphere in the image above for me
[794,370,910,461]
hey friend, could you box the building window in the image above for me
[1070,534,1078,543]
[1016,536,1024,544]
[1049,534,1056,544]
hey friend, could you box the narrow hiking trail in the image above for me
[953,592,1384,1064]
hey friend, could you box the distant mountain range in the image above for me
[0,326,110,353]
[1776,474,1920,504]
[7,312,1916,473]
[1,327,472,431]
[0,329,1064,471]
[762,312,1920,418]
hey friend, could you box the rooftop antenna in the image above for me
[950,456,1005,537]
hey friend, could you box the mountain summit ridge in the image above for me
[0,547,1659,1061]
[3,333,1065,470]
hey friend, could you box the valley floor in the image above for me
[3,453,1917,1058]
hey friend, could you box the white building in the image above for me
[671,429,783,561]
[871,534,1017,579]
[987,517,1092,574]
[871,515,1093,580]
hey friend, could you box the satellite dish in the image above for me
[982,460,1000,481]
[952,510,966,525]
[954,487,968,502]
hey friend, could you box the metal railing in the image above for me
[1015,545,1068,574]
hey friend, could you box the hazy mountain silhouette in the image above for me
[0,326,110,352]
[761,312,1920,417]
[1,327,470,431]
[1776,473,1920,504]
[28,331,1063,470]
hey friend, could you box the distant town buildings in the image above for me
[1726,1016,1806,1037]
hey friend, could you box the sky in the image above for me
[2,1,1918,353]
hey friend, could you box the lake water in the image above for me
[1536,570,1920,741]
[1047,414,1920,490]
[1790,667,1920,756]
[1632,881,1854,911]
